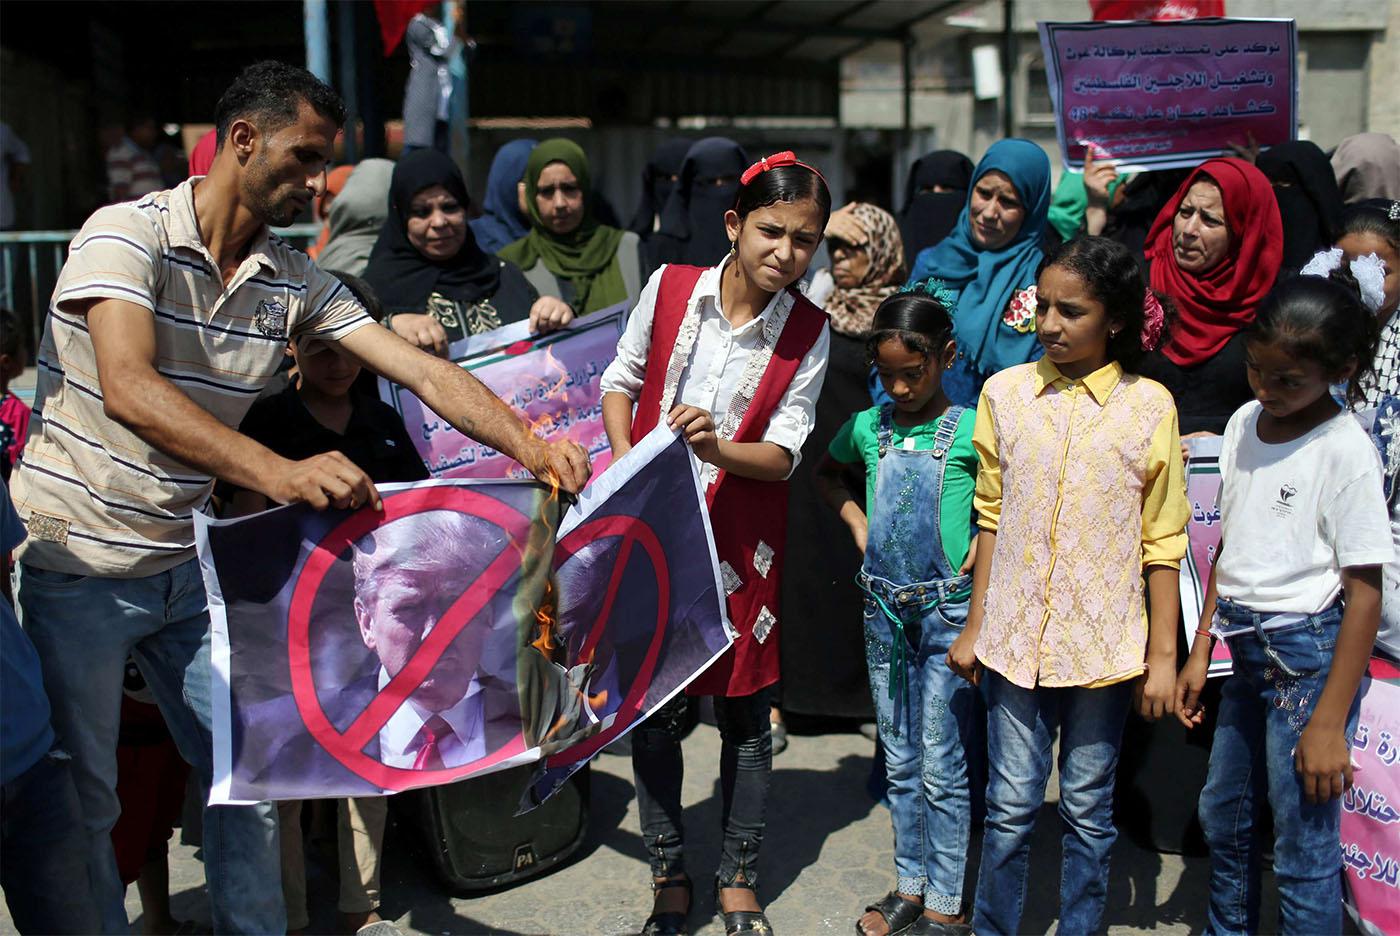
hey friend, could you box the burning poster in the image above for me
[197,426,732,805]
[378,304,626,481]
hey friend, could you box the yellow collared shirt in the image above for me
[971,359,1188,689]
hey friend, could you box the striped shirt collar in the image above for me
[1033,357,1124,406]
[168,177,279,275]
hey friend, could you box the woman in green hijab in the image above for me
[499,138,643,315]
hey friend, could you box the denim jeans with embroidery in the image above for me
[865,593,974,914]
[1199,598,1354,936]
[859,403,975,914]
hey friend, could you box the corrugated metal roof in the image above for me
[465,1,967,121]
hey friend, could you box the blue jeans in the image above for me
[1,747,101,933]
[18,559,284,934]
[974,670,1134,935]
[1199,600,1352,936]
[864,595,974,915]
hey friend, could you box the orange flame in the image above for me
[525,344,569,660]
[531,574,557,655]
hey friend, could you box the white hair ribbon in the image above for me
[1300,247,1387,314]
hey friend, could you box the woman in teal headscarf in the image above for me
[499,138,643,315]
[907,139,1052,405]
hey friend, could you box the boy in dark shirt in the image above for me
[227,274,428,514]
[228,272,423,935]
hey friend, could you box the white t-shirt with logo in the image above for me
[1215,401,1393,614]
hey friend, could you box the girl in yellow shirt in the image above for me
[946,236,1189,934]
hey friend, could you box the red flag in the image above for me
[1088,0,1224,19]
[374,0,438,55]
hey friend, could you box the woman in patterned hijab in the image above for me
[822,203,907,337]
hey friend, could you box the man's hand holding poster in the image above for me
[196,426,732,805]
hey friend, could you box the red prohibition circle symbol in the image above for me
[545,513,671,766]
[287,486,535,790]
[286,487,676,790]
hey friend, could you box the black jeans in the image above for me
[1,748,101,934]
[631,688,772,889]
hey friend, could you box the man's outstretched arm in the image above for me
[87,297,380,510]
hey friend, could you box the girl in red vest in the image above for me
[600,153,832,936]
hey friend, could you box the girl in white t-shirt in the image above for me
[1176,271,1392,935]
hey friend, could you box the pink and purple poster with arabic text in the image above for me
[1039,17,1297,172]
[1342,673,1400,935]
[380,305,624,483]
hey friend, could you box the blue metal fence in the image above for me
[0,223,321,348]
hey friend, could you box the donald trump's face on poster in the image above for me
[351,510,494,769]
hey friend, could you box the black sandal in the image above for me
[641,876,692,936]
[717,882,774,936]
[857,892,924,936]
[905,916,972,936]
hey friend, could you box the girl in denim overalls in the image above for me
[818,286,979,936]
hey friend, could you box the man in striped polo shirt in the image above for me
[9,61,589,934]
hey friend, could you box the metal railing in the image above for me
[0,223,322,347]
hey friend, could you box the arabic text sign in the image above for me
[1039,18,1297,171]
[379,305,625,480]
[1180,435,1232,677]
[1341,676,1400,933]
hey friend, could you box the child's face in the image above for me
[294,339,360,397]
[1336,232,1400,320]
[724,199,824,294]
[1244,337,1348,421]
[874,336,952,414]
[1035,264,1117,371]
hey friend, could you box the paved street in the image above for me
[2,718,1285,936]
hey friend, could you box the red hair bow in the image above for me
[740,151,825,186]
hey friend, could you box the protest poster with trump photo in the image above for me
[197,427,733,805]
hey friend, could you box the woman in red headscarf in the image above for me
[1137,158,1284,435]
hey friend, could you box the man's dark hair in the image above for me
[215,61,346,149]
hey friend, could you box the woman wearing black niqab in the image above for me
[898,149,974,268]
[628,138,692,235]
[643,137,749,273]
[1257,140,1346,272]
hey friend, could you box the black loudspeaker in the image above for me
[402,763,589,892]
